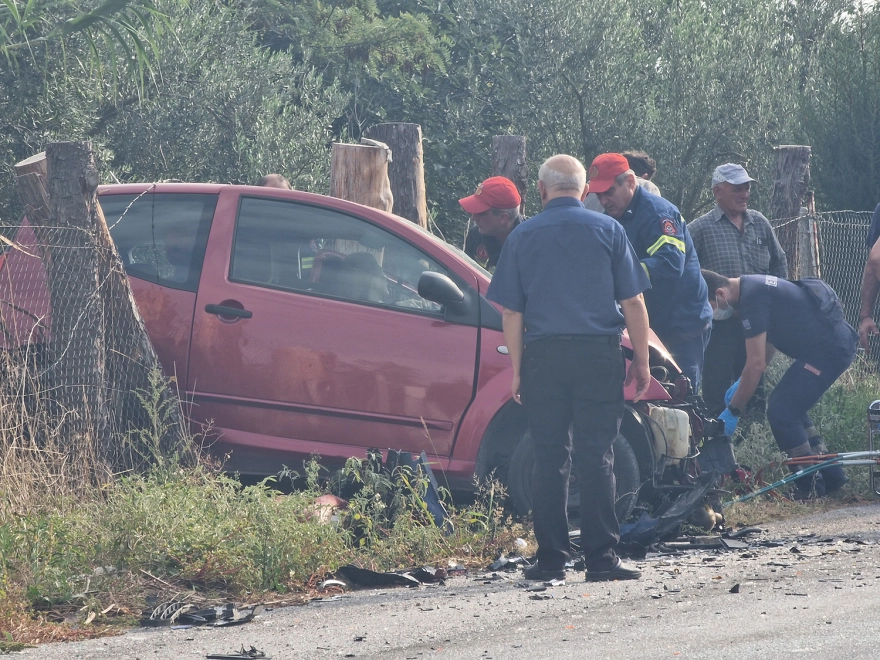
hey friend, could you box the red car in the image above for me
[4,184,721,519]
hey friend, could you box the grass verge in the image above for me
[0,456,524,646]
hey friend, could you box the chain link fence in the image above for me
[0,212,189,495]
[772,210,873,329]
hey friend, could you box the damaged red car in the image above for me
[5,184,726,519]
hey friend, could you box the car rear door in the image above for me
[187,191,480,471]
[100,191,217,386]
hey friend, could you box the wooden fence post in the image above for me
[491,136,528,216]
[14,143,188,473]
[364,123,427,228]
[770,145,816,278]
[329,142,394,212]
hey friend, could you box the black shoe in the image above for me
[522,563,565,582]
[792,471,826,501]
[819,464,849,495]
[585,560,641,582]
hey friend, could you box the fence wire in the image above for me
[772,210,874,330]
[0,218,188,484]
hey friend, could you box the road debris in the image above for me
[206,645,270,659]
[334,564,446,589]
[142,602,263,628]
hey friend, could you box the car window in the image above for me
[100,193,217,293]
[232,197,447,314]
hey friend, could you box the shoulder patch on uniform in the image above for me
[660,218,676,235]
[765,275,778,287]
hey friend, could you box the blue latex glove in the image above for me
[724,378,741,407]
[718,408,739,436]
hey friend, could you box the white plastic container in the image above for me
[648,406,691,465]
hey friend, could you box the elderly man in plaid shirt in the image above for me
[690,164,788,417]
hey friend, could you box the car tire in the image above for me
[508,431,641,523]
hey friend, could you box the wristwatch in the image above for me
[727,404,742,417]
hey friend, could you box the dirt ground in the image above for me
[18,502,880,660]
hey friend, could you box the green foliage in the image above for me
[0,456,518,608]
[802,2,880,211]
[732,356,880,496]
[90,0,348,190]
[0,0,167,93]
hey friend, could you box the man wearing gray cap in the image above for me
[690,164,788,417]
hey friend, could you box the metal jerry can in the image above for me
[869,400,880,496]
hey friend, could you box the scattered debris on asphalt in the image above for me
[317,579,347,591]
[334,564,447,589]
[206,645,270,659]
[142,602,263,627]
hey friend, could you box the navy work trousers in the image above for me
[767,345,856,451]
[520,335,624,573]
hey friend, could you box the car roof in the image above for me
[96,182,467,263]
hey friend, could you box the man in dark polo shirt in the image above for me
[590,153,712,396]
[459,176,523,271]
[703,270,853,499]
[488,154,651,583]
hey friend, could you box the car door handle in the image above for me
[205,304,253,319]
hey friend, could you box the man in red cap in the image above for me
[589,153,712,397]
[459,176,523,271]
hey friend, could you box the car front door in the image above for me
[187,192,480,472]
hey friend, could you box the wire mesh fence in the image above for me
[0,213,190,495]
[772,210,873,329]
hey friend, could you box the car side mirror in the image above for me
[418,271,464,306]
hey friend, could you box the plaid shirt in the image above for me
[689,205,788,279]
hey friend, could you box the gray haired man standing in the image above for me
[690,164,788,416]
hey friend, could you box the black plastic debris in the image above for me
[206,645,270,659]
[335,564,446,589]
[409,566,447,583]
[142,602,263,628]
[724,526,762,540]
[487,555,527,572]
[572,472,721,555]
[729,584,741,594]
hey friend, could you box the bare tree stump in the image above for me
[14,143,187,474]
[770,145,815,278]
[492,136,528,215]
[364,123,427,228]
[329,143,394,213]
[770,146,811,221]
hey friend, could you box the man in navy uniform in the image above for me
[488,154,650,583]
[590,153,712,395]
[459,176,523,271]
[703,269,853,499]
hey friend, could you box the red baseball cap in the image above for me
[459,176,522,214]
[588,153,630,194]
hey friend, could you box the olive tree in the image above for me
[801,1,880,211]
[64,0,348,191]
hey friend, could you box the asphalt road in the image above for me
[19,503,880,660]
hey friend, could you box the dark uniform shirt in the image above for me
[464,216,521,271]
[737,274,857,364]
[487,197,649,343]
[866,202,880,249]
[613,187,712,337]
[690,206,788,278]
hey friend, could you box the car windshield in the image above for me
[443,241,492,279]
